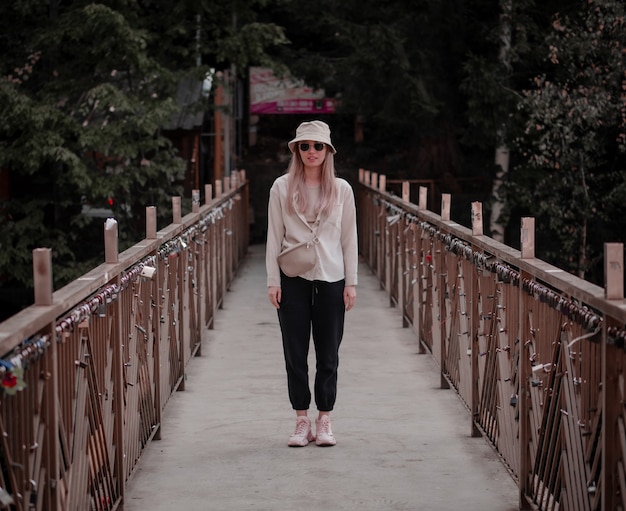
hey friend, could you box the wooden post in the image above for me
[215,180,223,198]
[104,218,118,264]
[379,175,386,193]
[240,169,246,183]
[601,316,619,511]
[518,218,536,509]
[415,221,426,354]
[146,206,157,239]
[402,181,410,203]
[441,194,451,221]
[371,172,378,190]
[471,202,483,236]
[442,248,455,387]
[205,184,213,205]
[111,272,125,503]
[384,203,391,300]
[192,189,200,213]
[469,250,481,438]
[602,243,622,511]
[243,171,250,248]
[418,186,427,210]
[359,168,364,183]
[172,197,182,224]
[33,248,53,306]
[32,246,58,506]
[399,218,407,327]
[44,321,60,510]
[469,203,482,437]
[364,170,371,186]
[521,218,535,259]
[224,175,230,194]
[604,243,623,300]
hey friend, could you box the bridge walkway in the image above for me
[124,244,518,511]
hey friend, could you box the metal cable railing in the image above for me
[358,168,626,511]
[0,172,249,511]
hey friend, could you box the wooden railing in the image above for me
[357,169,626,511]
[0,172,248,511]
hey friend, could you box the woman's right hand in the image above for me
[268,286,282,309]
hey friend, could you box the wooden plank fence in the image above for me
[358,168,626,511]
[0,172,248,511]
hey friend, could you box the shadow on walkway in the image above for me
[124,244,519,511]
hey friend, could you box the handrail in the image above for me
[0,172,249,511]
[357,169,626,511]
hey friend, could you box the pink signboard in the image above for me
[249,67,335,115]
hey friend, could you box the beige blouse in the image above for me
[266,174,358,288]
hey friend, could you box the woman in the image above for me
[266,120,358,447]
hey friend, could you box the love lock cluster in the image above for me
[0,336,49,395]
[522,278,602,333]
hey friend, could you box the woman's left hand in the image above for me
[344,285,357,311]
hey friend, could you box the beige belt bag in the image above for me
[278,218,322,277]
[277,238,319,277]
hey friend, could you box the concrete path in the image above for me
[124,245,519,511]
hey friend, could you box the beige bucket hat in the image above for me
[288,120,337,154]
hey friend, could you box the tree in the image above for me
[0,3,186,292]
[0,0,287,314]
[509,0,626,279]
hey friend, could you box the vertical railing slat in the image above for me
[601,243,623,511]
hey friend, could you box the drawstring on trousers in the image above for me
[311,281,319,306]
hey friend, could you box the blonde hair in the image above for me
[286,151,337,218]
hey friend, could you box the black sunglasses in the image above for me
[298,142,326,152]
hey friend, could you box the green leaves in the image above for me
[1,0,287,301]
[509,0,626,278]
[217,22,288,69]
[0,3,171,289]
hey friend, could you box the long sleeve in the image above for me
[340,184,358,286]
[266,181,285,288]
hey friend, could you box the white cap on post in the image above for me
[104,218,118,264]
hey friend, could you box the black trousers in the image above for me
[278,273,346,411]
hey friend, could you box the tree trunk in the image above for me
[490,145,509,242]
[578,217,587,279]
[489,0,513,242]
[577,162,589,279]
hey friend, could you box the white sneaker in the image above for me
[288,417,315,447]
[315,415,336,446]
